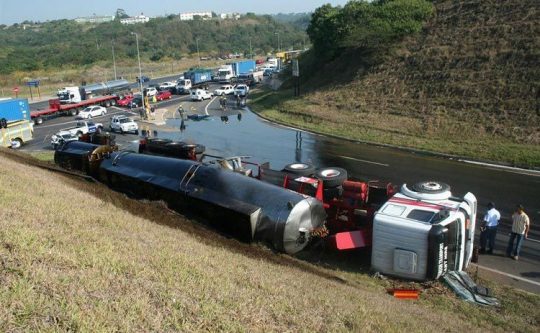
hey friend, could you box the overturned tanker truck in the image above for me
[55,140,478,282]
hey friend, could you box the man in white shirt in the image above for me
[480,202,501,254]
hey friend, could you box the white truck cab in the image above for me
[176,79,192,94]
[57,87,82,104]
[371,181,476,281]
[217,65,234,82]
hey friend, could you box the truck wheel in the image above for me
[315,167,348,188]
[282,163,316,176]
[105,101,111,107]
[34,117,43,125]
[76,131,83,138]
[70,109,77,116]
[0,118,7,129]
[10,138,22,149]
[411,181,450,194]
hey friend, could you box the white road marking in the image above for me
[459,159,540,177]
[337,155,389,167]
[472,263,540,287]
[204,96,217,116]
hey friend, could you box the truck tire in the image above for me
[315,167,348,188]
[34,117,43,125]
[282,163,316,176]
[105,101,111,107]
[411,181,450,194]
[69,109,77,116]
[0,118,7,129]
[10,138,22,149]
[76,131,83,138]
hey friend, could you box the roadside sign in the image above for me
[292,59,299,77]
[26,80,40,87]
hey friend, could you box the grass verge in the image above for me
[0,148,538,331]
[249,87,540,168]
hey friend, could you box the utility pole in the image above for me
[131,32,143,95]
[249,38,252,58]
[275,32,281,52]
[111,39,117,80]
[196,38,200,68]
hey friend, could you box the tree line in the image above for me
[0,14,307,74]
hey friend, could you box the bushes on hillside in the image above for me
[307,0,433,60]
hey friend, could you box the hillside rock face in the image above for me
[338,0,539,143]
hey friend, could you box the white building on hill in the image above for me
[179,12,212,21]
[120,14,150,25]
[75,15,115,24]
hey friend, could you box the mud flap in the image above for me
[443,271,499,306]
[333,230,371,250]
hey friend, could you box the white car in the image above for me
[234,84,249,97]
[144,87,158,97]
[50,130,78,149]
[76,105,107,119]
[110,115,139,134]
[190,89,213,101]
[159,82,176,90]
[214,85,235,96]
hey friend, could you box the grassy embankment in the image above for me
[0,57,221,100]
[251,0,540,168]
[1,149,539,331]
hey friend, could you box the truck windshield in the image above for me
[446,218,461,271]
[119,118,130,123]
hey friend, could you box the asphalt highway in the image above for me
[25,79,540,294]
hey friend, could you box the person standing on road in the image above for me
[479,202,500,254]
[506,204,530,260]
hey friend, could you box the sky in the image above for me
[0,0,350,25]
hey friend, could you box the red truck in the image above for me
[31,95,119,125]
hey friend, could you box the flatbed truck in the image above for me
[31,95,119,125]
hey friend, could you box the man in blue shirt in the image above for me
[480,202,501,254]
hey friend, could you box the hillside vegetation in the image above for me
[0,14,306,75]
[1,150,539,331]
[254,0,540,167]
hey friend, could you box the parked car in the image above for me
[136,75,150,83]
[214,85,235,96]
[129,96,143,108]
[50,130,78,150]
[76,105,107,119]
[110,115,139,134]
[190,89,213,101]
[159,82,176,91]
[117,95,134,107]
[234,84,249,97]
[156,90,172,101]
[144,87,158,97]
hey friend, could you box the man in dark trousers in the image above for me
[479,202,500,254]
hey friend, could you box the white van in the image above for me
[190,89,213,101]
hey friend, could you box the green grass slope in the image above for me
[255,0,540,167]
[0,150,539,332]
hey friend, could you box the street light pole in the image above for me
[275,32,280,52]
[131,32,143,95]
[111,39,117,80]
[196,38,200,68]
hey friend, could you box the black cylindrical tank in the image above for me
[99,152,326,254]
